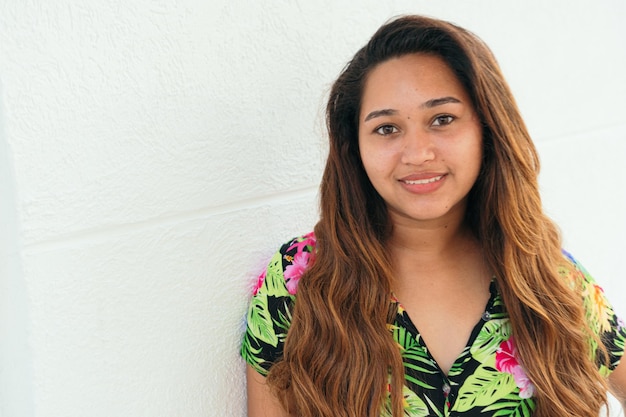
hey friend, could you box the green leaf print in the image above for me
[614,333,625,355]
[392,326,435,369]
[454,356,516,412]
[393,324,420,351]
[247,293,279,347]
[401,346,438,389]
[402,347,438,374]
[482,393,535,417]
[241,334,266,374]
[470,318,511,363]
[392,325,438,389]
[263,252,291,298]
[380,385,430,417]
[447,346,472,377]
[424,396,444,417]
[402,387,430,417]
[599,331,625,377]
[274,300,293,344]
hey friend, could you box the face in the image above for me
[358,53,482,227]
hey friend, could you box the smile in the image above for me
[402,175,444,185]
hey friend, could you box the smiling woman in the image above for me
[241,15,626,417]
[358,53,483,228]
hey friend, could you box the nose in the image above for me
[400,129,436,165]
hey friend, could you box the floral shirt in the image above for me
[241,233,626,416]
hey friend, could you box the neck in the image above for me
[388,213,487,290]
[388,210,471,257]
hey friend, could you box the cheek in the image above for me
[467,141,484,182]
[361,140,397,166]
[359,153,378,182]
[358,140,376,172]
[360,148,392,181]
[461,127,483,169]
[474,131,484,169]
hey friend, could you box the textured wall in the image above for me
[0,1,624,416]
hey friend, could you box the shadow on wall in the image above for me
[0,81,34,417]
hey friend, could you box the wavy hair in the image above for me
[267,15,608,417]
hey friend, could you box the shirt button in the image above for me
[482,311,491,321]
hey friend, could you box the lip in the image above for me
[398,173,447,194]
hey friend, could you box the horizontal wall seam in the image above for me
[22,184,319,253]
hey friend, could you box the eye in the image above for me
[374,124,399,136]
[432,115,455,127]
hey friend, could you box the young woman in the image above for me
[241,15,626,417]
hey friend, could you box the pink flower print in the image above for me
[496,336,535,399]
[510,366,534,399]
[252,269,267,296]
[284,250,311,295]
[495,338,518,374]
[287,232,317,255]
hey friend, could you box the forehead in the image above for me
[360,53,469,113]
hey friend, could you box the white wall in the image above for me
[0,1,624,416]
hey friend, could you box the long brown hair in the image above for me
[267,15,608,417]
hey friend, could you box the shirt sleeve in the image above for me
[240,248,294,376]
[561,251,626,376]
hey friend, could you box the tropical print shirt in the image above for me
[241,233,626,416]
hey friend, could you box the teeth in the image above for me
[404,175,443,185]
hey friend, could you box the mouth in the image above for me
[402,175,444,185]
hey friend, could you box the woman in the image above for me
[241,15,626,417]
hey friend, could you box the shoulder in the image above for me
[558,251,604,311]
[252,232,317,297]
[557,250,608,316]
[556,250,617,338]
[241,232,317,375]
[558,250,626,375]
[557,250,600,292]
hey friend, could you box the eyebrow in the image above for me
[421,96,461,109]
[362,97,462,122]
[363,108,398,122]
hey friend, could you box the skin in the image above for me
[609,360,626,412]
[358,53,488,375]
[246,364,288,417]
